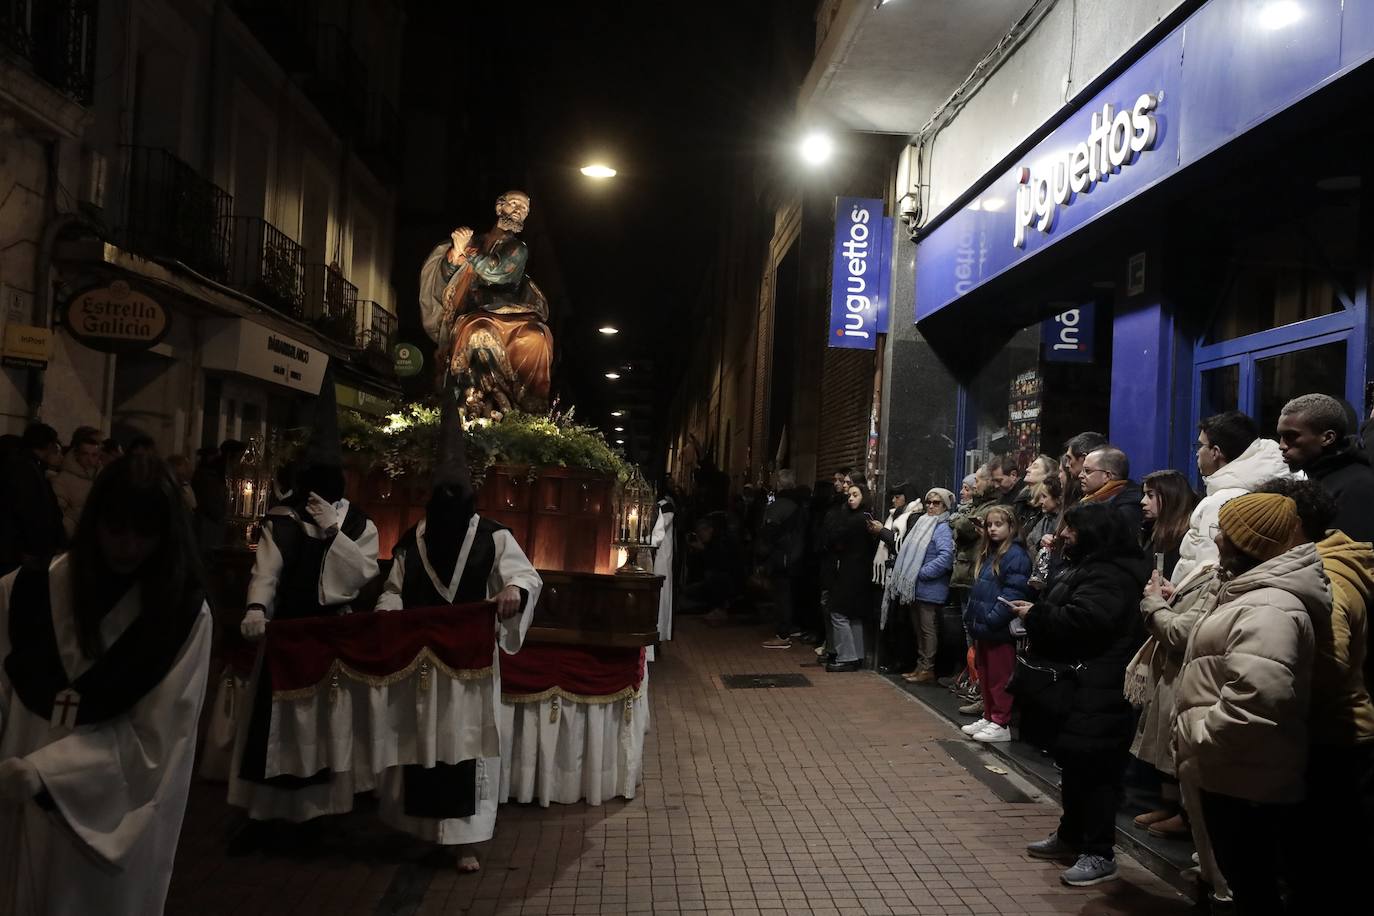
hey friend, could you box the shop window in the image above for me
[1254,340,1347,438]
[1204,214,1356,344]
[1199,363,1240,418]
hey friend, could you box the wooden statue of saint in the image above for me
[419,190,554,417]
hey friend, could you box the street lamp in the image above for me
[604,371,620,380]
[610,410,625,418]
[800,132,833,166]
[598,326,619,335]
[614,426,625,432]
[581,164,617,179]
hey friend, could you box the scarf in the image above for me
[872,507,914,585]
[1082,478,1128,505]
[883,506,951,626]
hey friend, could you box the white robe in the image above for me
[650,501,674,645]
[0,557,212,916]
[374,516,541,844]
[226,498,380,821]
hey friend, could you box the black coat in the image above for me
[0,452,64,575]
[1022,551,1149,753]
[1101,479,1145,534]
[827,507,876,618]
[1306,438,1374,545]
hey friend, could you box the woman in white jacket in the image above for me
[1173,412,1290,585]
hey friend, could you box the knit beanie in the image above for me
[1217,492,1301,562]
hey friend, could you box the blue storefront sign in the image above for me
[915,0,1374,323]
[829,197,891,350]
[1041,305,1095,363]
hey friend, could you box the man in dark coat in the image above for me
[1278,392,1374,544]
[759,470,809,649]
[1009,502,1148,888]
[0,422,65,575]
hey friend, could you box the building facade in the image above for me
[0,0,405,453]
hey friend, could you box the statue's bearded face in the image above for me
[495,193,530,233]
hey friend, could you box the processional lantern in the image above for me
[613,467,655,576]
[227,435,271,548]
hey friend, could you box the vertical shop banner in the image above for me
[1041,304,1095,363]
[829,198,890,349]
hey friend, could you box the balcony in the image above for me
[356,301,396,354]
[123,147,233,281]
[304,264,359,347]
[226,217,305,317]
[1,0,98,105]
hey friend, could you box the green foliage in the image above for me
[317,401,630,483]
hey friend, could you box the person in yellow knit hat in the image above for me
[1173,492,1331,914]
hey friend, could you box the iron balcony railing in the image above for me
[304,264,359,346]
[123,147,233,281]
[356,301,396,354]
[1,0,97,105]
[226,217,306,317]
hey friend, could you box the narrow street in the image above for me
[167,619,1189,916]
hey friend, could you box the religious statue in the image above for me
[419,190,554,417]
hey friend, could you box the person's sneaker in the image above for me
[814,644,828,657]
[761,637,792,649]
[785,629,806,638]
[958,700,984,715]
[971,723,1011,743]
[1060,854,1118,887]
[960,717,990,735]
[1025,832,1076,860]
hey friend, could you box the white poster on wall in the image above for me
[201,318,329,394]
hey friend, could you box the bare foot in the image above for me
[456,854,480,873]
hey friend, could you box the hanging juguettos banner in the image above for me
[828,197,890,350]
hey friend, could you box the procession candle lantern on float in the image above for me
[227,436,272,548]
[613,467,655,575]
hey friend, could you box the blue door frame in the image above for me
[1186,290,1367,482]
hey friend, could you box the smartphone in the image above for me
[997,596,1015,607]
[1154,552,1166,575]
[864,512,875,521]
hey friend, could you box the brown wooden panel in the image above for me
[531,570,661,646]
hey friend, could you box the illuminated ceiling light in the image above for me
[604,371,620,380]
[1257,0,1302,30]
[610,410,625,417]
[598,326,619,335]
[799,132,833,166]
[580,164,617,179]
[615,439,625,445]
[614,426,625,432]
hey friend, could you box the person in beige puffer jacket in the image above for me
[1173,492,1328,914]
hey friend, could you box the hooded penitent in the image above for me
[293,367,346,507]
[425,397,476,583]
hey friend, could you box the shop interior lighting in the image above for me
[581,164,617,179]
[799,132,833,166]
[1257,1,1303,30]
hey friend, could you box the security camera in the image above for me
[898,192,920,224]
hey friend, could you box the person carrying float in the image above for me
[373,402,541,873]
[227,375,379,841]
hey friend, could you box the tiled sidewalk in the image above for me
[166,619,1190,916]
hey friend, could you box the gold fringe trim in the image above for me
[273,647,494,702]
[502,684,642,706]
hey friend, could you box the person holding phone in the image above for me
[825,484,878,672]
[960,505,1031,743]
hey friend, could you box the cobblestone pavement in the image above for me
[167,618,1191,915]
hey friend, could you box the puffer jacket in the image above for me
[1173,438,1290,585]
[1311,531,1374,746]
[1129,566,1219,775]
[1173,543,1328,804]
[1024,551,1149,753]
[963,542,1031,642]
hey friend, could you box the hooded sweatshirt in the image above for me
[1312,531,1374,746]
[1172,438,1291,585]
[1174,542,1329,803]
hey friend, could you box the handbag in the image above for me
[1006,637,1081,722]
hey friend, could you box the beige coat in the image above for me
[1129,566,1219,775]
[1173,542,1328,804]
[1312,531,1374,746]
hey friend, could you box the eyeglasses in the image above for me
[926,498,944,505]
[1081,467,1112,478]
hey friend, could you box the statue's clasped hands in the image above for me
[448,227,475,263]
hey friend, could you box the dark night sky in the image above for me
[399,1,813,461]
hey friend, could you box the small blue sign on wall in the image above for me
[1041,304,1095,363]
[829,198,890,350]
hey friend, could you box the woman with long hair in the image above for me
[1140,470,1198,581]
[1008,502,1148,887]
[0,455,212,915]
[961,505,1031,743]
[826,483,877,672]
